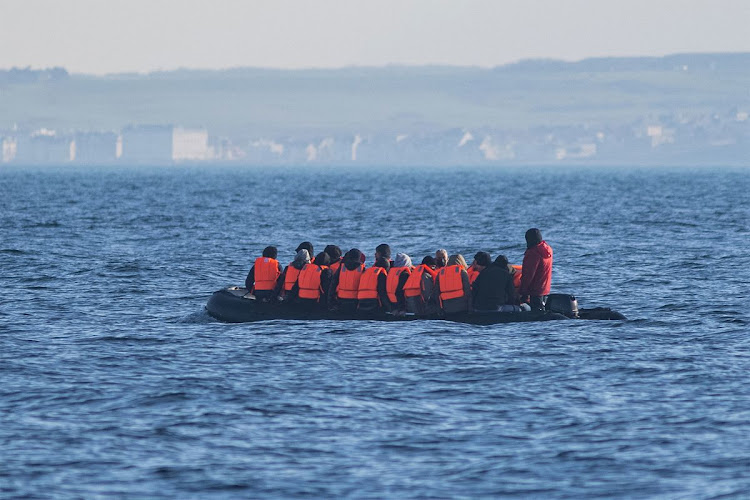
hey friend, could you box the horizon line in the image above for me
[3,50,749,77]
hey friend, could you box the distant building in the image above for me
[172,127,210,161]
[74,132,118,164]
[120,125,173,164]
[15,130,73,164]
[2,137,17,162]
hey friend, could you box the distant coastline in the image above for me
[1,52,749,167]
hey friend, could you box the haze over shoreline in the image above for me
[1,52,749,166]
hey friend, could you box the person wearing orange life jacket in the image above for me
[509,264,522,292]
[374,243,392,265]
[435,249,448,269]
[277,249,311,300]
[327,248,365,313]
[295,242,315,261]
[434,254,472,314]
[245,246,283,302]
[324,245,343,274]
[289,252,332,310]
[357,257,391,312]
[386,253,413,312]
[404,255,438,315]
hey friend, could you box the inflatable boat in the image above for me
[205,287,626,325]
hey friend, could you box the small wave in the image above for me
[0,248,25,255]
[27,220,62,228]
[79,335,170,344]
[174,309,216,324]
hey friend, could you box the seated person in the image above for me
[375,243,394,267]
[295,242,315,263]
[277,249,310,299]
[467,251,491,286]
[357,257,390,312]
[434,254,472,314]
[472,255,519,312]
[404,255,438,315]
[290,252,332,309]
[386,253,413,312]
[435,249,448,269]
[245,246,283,302]
[328,249,365,313]
[324,245,343,273]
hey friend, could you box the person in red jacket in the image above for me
[520,228,553,310]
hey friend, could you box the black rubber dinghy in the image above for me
[206,288,626,324]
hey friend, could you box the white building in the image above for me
[2,137,17,162]
[172,127,210,161]
[15,130,73,164]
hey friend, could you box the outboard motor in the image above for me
[545,294,579,318]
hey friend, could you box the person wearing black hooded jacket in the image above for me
[472,255,518,311]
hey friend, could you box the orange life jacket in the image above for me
[438,265,465,303]
[336,264,365,299]
[283,265,302,292]
[329,260,342,274]
[467,265,480,285]
[253,257,281,291]
[297,263,328,301]
[358,266,387,301]
[511,264,522,290]
[403,265,437,298]
[386,266,412,303]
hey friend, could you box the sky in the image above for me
[2,0,749,74]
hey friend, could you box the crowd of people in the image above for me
[244,228,553,315]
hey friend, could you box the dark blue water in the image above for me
[2,165,749,498]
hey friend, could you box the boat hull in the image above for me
[205,288,625,324]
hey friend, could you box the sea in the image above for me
[1,165,749,499]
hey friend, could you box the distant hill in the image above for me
[1,52,748,140]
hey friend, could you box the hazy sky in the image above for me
[2,0,749,74]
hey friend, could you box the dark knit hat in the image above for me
[421,256,436,267]
[262,246,278,259]
[474,251,491,267]
[314,252,331,266]
[525,228,543,248]
[324,245,342,261]
[295,241,314,254]
[494,254,509,267]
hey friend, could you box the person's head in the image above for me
[394,253,412,268]
[375,243,391,260]
[525,228,543,249]
[314,251,331,267]
[292,249,311,269]
[474,251,491,269]
[296,241,314,256]
[343,248,362,270]
[435,249,448,268]
[494,254,509,267]
[324,244,342,261]
[262,246,278,259]
[421,256,437,269]
[447,254,467,269]
[374,257,391,272]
